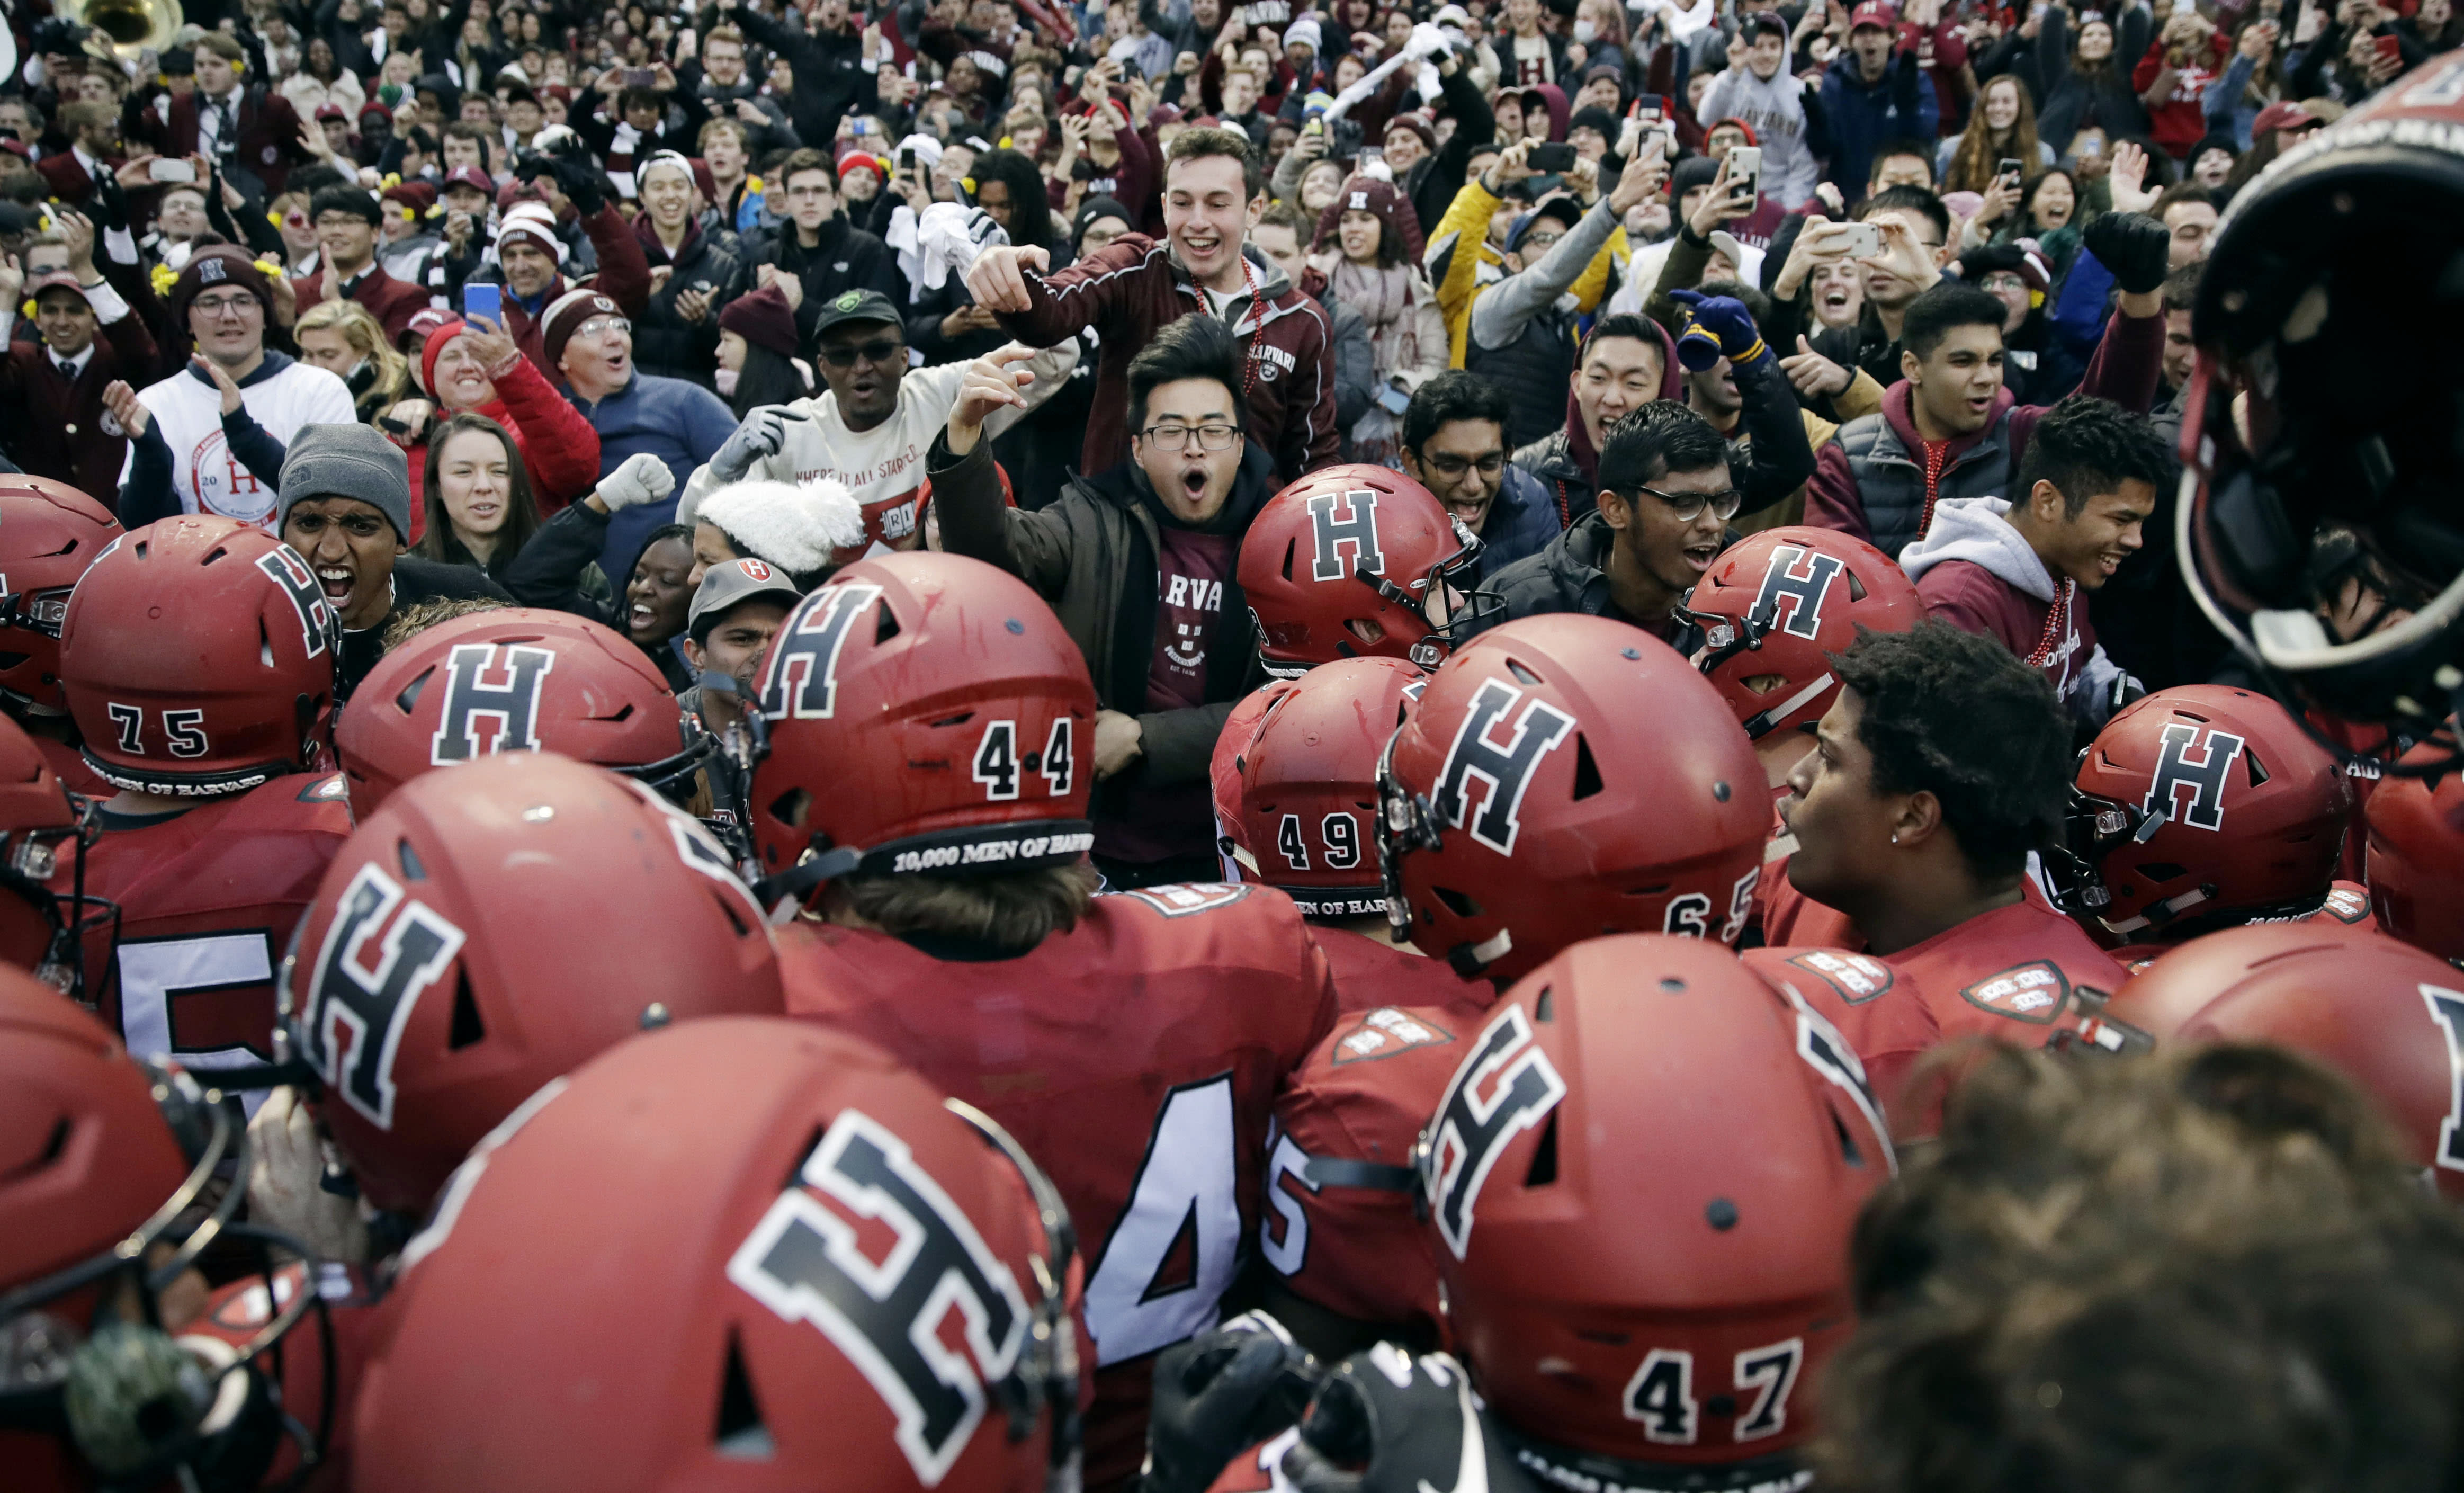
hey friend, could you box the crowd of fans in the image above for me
[3,0,2463,1488]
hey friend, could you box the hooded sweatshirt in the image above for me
[1899,496,2131,726]
[1695,67,1820,209]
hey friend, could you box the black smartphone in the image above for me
[1997,155,2023,182]
[1528,141,1576,172]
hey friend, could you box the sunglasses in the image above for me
[819,337,903,367]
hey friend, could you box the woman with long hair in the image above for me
[281,36,365,118]
[2203,17,2288,148]
[1999,1,2151,163]
[415,414,550,587]
[1940,74,2053,193]
[386,314,604,535]
[294,299,408,424]
[714,285,815,421]
[1310,175,1445,466]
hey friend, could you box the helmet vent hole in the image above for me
[1280,537,1297,582]
[606,703,636,723]
[1570,734,1603,800]
[2137,862,2190,883]
[712,888,751,938]
[873,600,901,646]
[396,667,435,715]
[1832,1110,1865,1169]
[1,1115,73,1183]
[397,839,427,881]
[2246,754,2270,786]
[1504,658,1541,685]
[447,972,486,1050]
[769,789,811,830]
[1522,1113,1559,1186]
[713,1328,774,1461]
[201,546,229,567]
[1845,570,1867,601]
[132,541,147,560]
[1432,885,1481,918]
[259,618,274,669]
[1534,986,1554,1022]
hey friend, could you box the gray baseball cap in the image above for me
[688,557,803,644]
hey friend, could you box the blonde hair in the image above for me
[295,298,409,409]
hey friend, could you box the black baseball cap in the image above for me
[811,288,904,337]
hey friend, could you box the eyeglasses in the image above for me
[1139,421,1240,452]
[1422,451,1506,478]
[313,213,370,230]
[1520,229,1565,252]
[1625,484,1744,523]
[818,337,903,367]
[190,292,260,316]
[576,316,631,339]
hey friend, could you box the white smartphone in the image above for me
[1727,145,1761,198]
[1839,219,1883,258]
[150,158,198,183]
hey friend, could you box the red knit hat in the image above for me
[419,316,469,397]
[836,149,883,183]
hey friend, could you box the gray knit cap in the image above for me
[276,423,413,542]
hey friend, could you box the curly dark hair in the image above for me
[2017,395,2174,518]
[1831,621,2069,880]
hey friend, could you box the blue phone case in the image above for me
[463,283,502,323]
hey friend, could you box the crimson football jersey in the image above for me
[1260,1005,1469,1343]
[58,773,353,1087]
[1759,865,2128,1041]
[1315,927,1494,1021]
[777,882,1338,1492]
[1741,946,1941,1130]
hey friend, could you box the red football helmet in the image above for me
[353,1017,1081,1493]
[283,752,784,1216]
[1215,657,1422,920]
[2103,925,2464,1202]
[0,713,97,994]
[2364,745,2464,959]
[2177,51,2464,751]
[59,517,339,796]
[1377,615,1766,982]
[337,607,715,819]
[1426,936,1889,1476]
[1,976,326,1492]
[1686,526,1922,739]
[1239,464,1483,677]
[2048,686,2354,938]
[748,552,1097,910]
[0,477,121,713]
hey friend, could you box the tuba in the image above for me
[60,0,184,61]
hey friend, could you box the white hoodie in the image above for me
[1899,496,2135,726]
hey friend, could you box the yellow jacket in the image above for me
[1424,175,1627,369]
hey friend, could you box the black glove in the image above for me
[2082,210,2171,296]
[554,158,610,216]
[1143,1316,1316,1493]
[1280,1348,1539,1493]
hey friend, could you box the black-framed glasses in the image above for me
[1627,484,1744,523]
[819,337,903,367]
[1139,421,1241,452]
[1422,451,1507,479]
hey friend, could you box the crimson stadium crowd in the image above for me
[3,0,2464,1489]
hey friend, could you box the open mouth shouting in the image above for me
[1684,538,1722,574]
[317,564,355,607]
